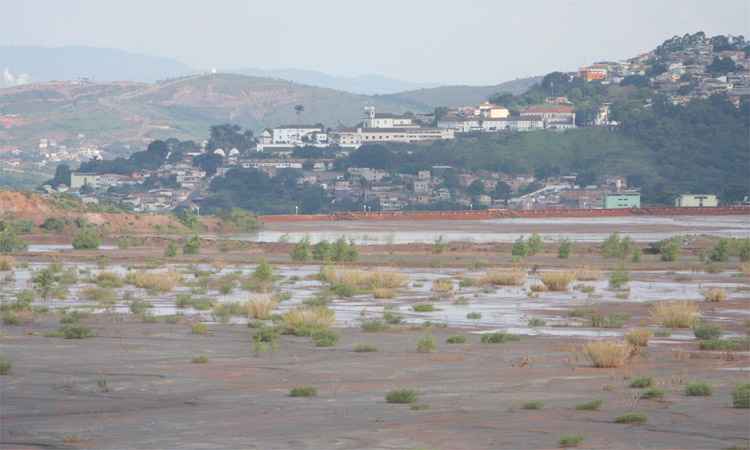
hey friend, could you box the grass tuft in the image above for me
[614,412,647,424]
[559,435,584,448]
[289,386,317,397]
[702,287,727,302]
[540,272,576,291]
[575,399,603,411]
[480,331,520,344]
[584,341,630,368]
[386,389,418,404]
[625,328,652,347]
[685,381,712,396]
[650,301,699,328]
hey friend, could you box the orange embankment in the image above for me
[259,206,750,223]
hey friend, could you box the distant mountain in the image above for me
[235,67,439,95]
[0,73,428,146]
[383,77,542,108]
[0,46,194,83]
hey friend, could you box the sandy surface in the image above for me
[2,318,749,450]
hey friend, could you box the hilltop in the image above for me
[0,73,439,147]
[383,77,541,108]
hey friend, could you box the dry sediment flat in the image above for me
[1,315,749,450]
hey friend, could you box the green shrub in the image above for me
[416,334,436,353]
[512,237,529,258]
[291,237,311,261]
[41,217,66,233]
[480,331,520,344]
[558,239,572,259]
[601,233,634,259]
[527,233,544,255]
[528,318,546,327]
[386,389,418,404]
[164,242,178,257]
[61,324,95,339]
[640,388,665,399]
[693,322,722,340]
[0,229,28,253]
[446,335,467,344]
[129,299,153,315]
[590,313,629,328]
[72,228,101,250]
[657,237,681,262]
[412,304,435,312]
[289,386,317,397]
[191,356,209,364]
[1,311,20,325]
[575,399,603,411]
[191,323,208,335]
[353,344,378,352]
[466,312,482,320]
[684,382,712,396]
[709,239,730,262]
[608,267,630,289]
[732,384,750,408]
[559,435,584,448]
[383,311,403,325]
[183,235,200,255]
[0,356,10,375]
[631,247,642,262]
[614,412,647,424]
[361,319,388,332]
[522,400,544,410]
[312,329,339,347]
[699,338,750,351]
[629,376,653,388]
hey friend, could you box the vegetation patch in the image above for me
[289,386,317,397]
[684,381,712,396]
[386,389,418,404]
[480,331,520,344]
[479,269,527,286]
[575,399,603,411]
[353,344,378,352]
[584,341,630,368]
[540,272,576,291]
[650,301,699,328]
[558,435,584,448]
[732,384,750,408]
[446,335,467,344]
[522,400,544,410]
[614,412,647,424]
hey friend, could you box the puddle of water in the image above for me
[2,262,748,338]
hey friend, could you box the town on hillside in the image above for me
[11,32,749,215]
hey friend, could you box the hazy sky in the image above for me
[2,0,748,85]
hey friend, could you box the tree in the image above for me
[49,164,71,187]
[33,268,55,300]
[527,233,543,255]
[467,180,485,196]
[183,235,200,255]
[707,56,737,75]
[291,237,311,262]
[349,144,396,170]
[193,152,223,176]
[0,229,27,253]
[511,237,529,258]
[72,228,101,250]
[164,241,178,257]
[207,124,255,152]
[558,239,572,259]
[492,181,512,200]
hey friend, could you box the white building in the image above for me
[259,125,327,149]
[332,127,455,147]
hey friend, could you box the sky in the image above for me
[2,0,748,85]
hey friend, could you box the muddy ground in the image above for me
[2,310,750,449]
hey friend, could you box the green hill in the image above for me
[0,73,430,147]
[382,77,541,108]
